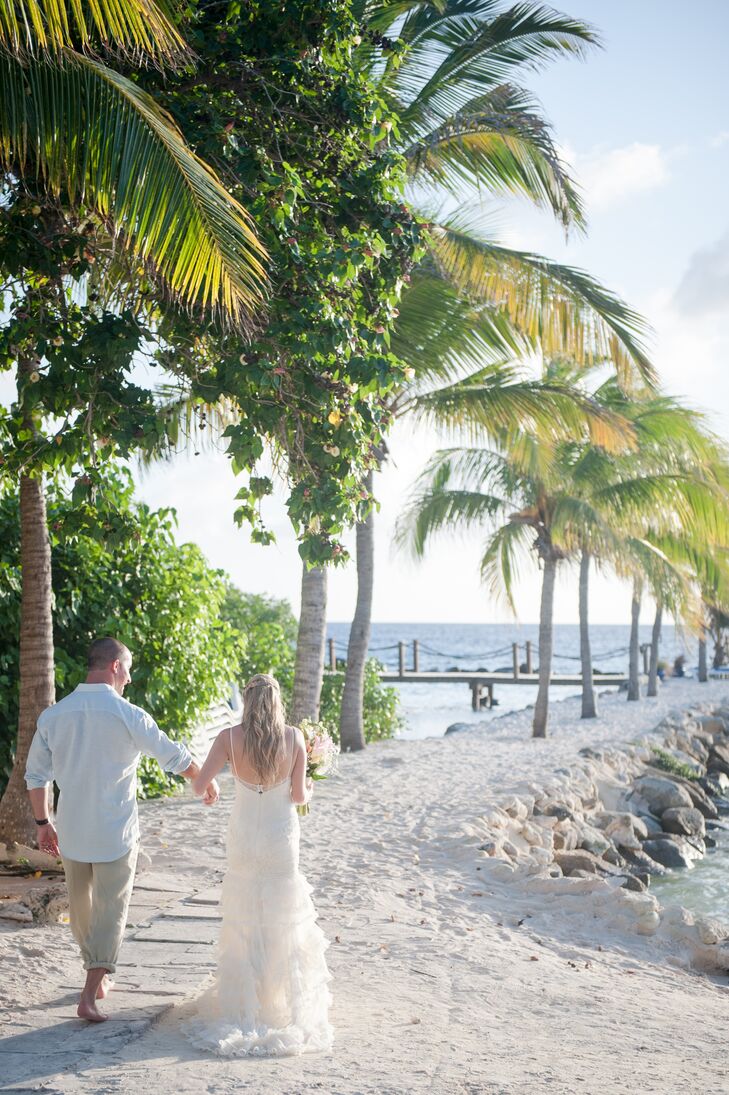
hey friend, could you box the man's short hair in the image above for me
[87,637,130,670]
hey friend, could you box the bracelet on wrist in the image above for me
[34,817,50,826]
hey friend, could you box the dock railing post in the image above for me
[328,637,336,671]
[512,642,520,680]
[413,639,420,673]
[525,640,533,674]
[398,641,406,679]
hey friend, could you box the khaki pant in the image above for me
[62,844,139,973]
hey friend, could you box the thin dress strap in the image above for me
[229,725,240,780]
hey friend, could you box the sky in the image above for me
[101,3,729,624]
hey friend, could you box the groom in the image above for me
[25,637,219,1023]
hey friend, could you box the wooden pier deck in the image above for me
[378,669,628,709]
[328,638,633,710]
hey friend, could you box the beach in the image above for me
[3,678,729,1094]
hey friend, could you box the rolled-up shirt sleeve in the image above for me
[126,705,193,774]
[25,720,54,789]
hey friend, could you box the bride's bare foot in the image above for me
[96,975,114,1000]
[77,999,108,1023]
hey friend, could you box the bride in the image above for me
[182,673,333,1057]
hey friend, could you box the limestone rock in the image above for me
[537,803,573,821]
[26,882,68,924]
[708,741,729,778]
[621,874,647,892]
[602,845,627,867]
[553,849,600,874]
[635,811,664,837]
[682,780,719,820]
[553,849,623,876]
[642,835,701,869]
[578,822,613,857]
[660,806,706,839]
[0,900,33,923]
[634,776,693,813]
[445,722,471,735]
[701,771,729,797]
[696,715,729,737]
[621,846,668,877]
[552,822,579,852]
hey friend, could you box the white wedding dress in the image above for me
[182,727,333,1057]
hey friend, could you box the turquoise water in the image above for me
[651,827,729,921]
[327,621,694,740]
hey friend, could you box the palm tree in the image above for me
[549,377,729,713]
[333,0,654,749]
[395,394,630,737]
[0,0,268,846]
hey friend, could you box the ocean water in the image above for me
[327,621,694,740]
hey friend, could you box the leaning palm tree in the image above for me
[0,0,268,845]
[545,374,729,713]
[334,0,654,750]
[396,398,630,737]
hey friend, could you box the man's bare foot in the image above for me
[96,975,114,999]
[77,999,108,1023]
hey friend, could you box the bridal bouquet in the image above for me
[297,719,339,816]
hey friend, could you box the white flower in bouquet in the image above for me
[297,719,339,815]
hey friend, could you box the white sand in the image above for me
[3,679,729,1094]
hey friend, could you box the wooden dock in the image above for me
[378,669,628,709]
[326,638,631,710]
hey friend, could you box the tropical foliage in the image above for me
[144,0,426,561]
[0,470,246,797]
[0,0,267,327]
[397,368,729,735]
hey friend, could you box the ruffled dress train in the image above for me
[181,775,333,1057]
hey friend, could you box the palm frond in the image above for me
[388,2,597,130]
[404,83,584,229]
[0,51,268,330]
[390,264,527,386]
[0,0,188,64]
[411,367,633,452]
[427,220,654,385]
[479,518,532,612]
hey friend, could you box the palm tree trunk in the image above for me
[0,474,56,845]
[339,471,374,752]
[291,564,328,724]
[578,549,596,719]
[627,579,642,701]
[532,553,557,739]
[698,632,708,682]
[647,599,662,697]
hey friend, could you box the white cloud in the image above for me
[674,229,729,317]
[569,142,670,210]
[710,130,729,148]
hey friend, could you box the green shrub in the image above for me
[0,470,245,798]
[319,658,403,745]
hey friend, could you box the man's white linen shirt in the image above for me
[25,684,193,862]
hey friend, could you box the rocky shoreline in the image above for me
[473,702,729,974]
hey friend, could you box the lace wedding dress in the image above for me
[182,728,333,1057]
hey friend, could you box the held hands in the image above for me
[37,823,60,858]
[202,779,220,806]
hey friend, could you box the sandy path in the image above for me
[4,680,729,1094]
